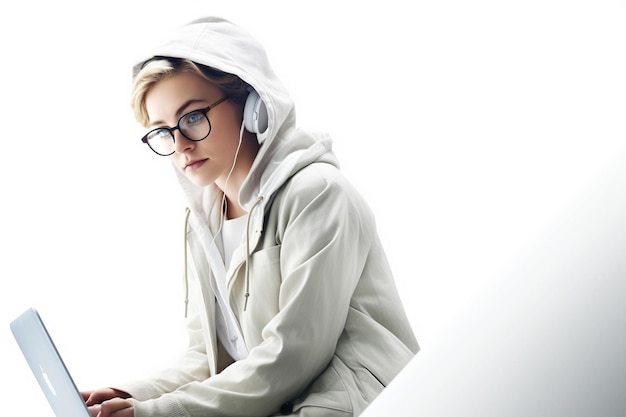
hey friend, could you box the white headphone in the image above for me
[243,89,268,135]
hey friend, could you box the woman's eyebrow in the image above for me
[148,99,207,128]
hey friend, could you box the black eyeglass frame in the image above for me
[140,96,229,156]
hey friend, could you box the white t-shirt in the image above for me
[222,215,247,271]
[215,215,249,361]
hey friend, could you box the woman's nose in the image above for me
[173,129,194,154]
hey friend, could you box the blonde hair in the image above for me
[131,57,250,127]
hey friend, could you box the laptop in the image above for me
[10,307,91,417]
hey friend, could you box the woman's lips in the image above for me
[184,159,207,171]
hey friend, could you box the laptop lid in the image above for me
[10,308,91,417]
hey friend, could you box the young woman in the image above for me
[82,16,418,417]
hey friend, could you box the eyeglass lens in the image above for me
[146,109,211,155]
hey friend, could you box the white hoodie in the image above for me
[119,17,418,417]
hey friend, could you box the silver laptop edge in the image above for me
[10,308,91,417]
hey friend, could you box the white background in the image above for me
[1,1,624,415]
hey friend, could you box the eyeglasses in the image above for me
[141,96,229,156]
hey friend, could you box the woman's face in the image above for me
[144,71,247,188]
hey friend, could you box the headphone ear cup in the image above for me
[243,90,268,134]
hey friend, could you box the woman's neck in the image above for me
[218,131,259,220]
[223,195,246,219]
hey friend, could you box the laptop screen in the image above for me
[10,308,91,417]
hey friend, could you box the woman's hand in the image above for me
[82,388,130,405]
[88,398,134,417]
[81,388,133,417]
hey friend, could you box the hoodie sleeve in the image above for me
[131,163,374,417]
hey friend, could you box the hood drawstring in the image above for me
[243,195,264,311]
[183,207,191,318]
[183,196,264,317]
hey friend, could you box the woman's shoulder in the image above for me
[271,162,374,220]
[281,162,357,200]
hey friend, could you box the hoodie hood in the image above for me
[133,16,339,217]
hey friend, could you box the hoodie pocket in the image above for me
[272,358,354,416]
